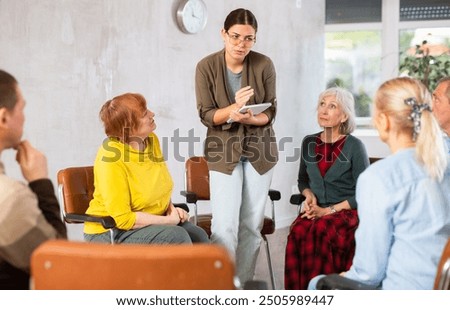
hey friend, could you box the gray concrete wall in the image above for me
[0,0,326,239]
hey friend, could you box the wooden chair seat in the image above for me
[31,240,235,290]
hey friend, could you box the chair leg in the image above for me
[109,229,115,244]
[262,234,275,290]
[437,259,450,289]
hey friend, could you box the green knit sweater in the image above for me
[297,133,369,208]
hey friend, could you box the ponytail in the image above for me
[416,108,447,181]
[375,77,448,181]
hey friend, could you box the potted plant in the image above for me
[399,40,450,91]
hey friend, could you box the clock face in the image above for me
[177,0,207,34]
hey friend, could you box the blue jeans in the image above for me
[84,221,209,244]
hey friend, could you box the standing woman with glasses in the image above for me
[195,8,278,286]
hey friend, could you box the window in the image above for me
[400,0,450,21]
[326,0,381,24]
[325,31,381,118]
[325,0,450,128]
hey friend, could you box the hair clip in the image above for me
[404,97,431,141]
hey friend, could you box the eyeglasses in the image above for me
[225,31,256,47]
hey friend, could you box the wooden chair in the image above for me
[30,240,235,290]
[57,166,116,243]
[180,156,281,289]
[434,238,450,290]
[57,166,190,244]
[369,157,382,164]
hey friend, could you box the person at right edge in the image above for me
[432,76,450,153]
[195,8,278,286]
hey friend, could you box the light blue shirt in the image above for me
[445,135,450,154]
[345,148,450,289]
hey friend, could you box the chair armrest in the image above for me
[180,190,198,204]
[173,203,190,213]
[317,274,377,290]
[290,193,306,205]
[268,189,281,201]
[65,213,116,229]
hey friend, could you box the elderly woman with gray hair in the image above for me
[284,87,370,290]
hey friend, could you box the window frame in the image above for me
[325,0,450,129]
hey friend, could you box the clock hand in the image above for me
[191,11,200,19]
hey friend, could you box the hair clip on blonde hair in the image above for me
[404,97,431,141]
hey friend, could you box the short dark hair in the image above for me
[0,70,18,111]
[223,8,258,33]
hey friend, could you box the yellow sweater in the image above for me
[84,133,173,234]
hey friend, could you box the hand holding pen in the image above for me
[227,86,254,123]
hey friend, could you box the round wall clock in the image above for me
[176,0,208,34]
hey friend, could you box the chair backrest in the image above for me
[434,238,450,290]
[57,166,94,218]
[31,240,235,290]
[185,156,210,200]
[369,157,382,164]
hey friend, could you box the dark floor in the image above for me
[254,226,289,290]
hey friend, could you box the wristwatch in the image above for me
[329,205,337,213]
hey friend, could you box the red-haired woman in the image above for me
[84,93,209,245]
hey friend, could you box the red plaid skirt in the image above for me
[284,209,359,290]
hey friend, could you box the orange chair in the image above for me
[57,166,190,244]
[57,166,116,243]
[30,240,235,290]
[434,238,450,290]
[180,156,281,289]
